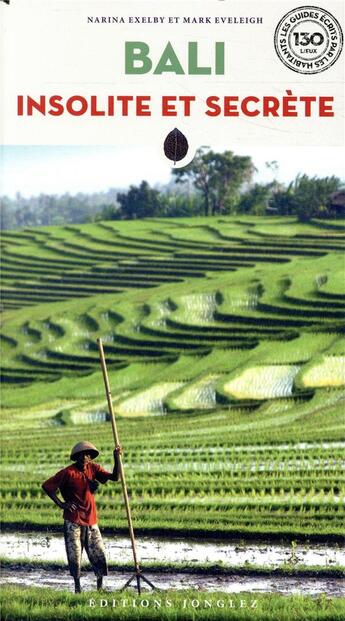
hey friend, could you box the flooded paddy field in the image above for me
[1,531,344,568]
[1,566,344,597]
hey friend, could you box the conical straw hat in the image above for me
[70,441,99,460]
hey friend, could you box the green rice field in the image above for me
[1,216,344,539]
[1,216,344,618]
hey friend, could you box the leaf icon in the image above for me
[164,128,189,164]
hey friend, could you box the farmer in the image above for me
[42,440,122,593]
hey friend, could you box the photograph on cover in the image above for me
[1,0,344,619]
[1,142,344,620]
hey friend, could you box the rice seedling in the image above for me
[116,383,185,416]
[173,293,218,325]
[168,375,220,410]
[300,355,345,388]
[223,365,300,400]
[1,215,344,546]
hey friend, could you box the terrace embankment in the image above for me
[1,217,344,551]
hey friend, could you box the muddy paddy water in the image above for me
[1,567,345,597]
[1,532,344,567]
[2,533,344,596]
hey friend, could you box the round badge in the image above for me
[274,6,343,74]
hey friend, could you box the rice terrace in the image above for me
[1,215,345,620]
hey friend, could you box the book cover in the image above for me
[0,1,344,619]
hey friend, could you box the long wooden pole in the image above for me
[97,338,141,582]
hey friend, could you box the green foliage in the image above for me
[269,182,296,216]
[161,189,203,217]
[95,204,121,221]
[237,183,275,215]
[117,181,164,219]
[172,148,254,216]
[269,175,343,221]
[292,175,342,222]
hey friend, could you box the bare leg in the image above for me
[74,577,82,593]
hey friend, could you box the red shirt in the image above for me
[42,462,113,526]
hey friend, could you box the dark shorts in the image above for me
[63,519,108,578]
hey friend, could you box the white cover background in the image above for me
[1,0,344,153]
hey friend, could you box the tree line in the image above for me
[0,189,119,230]
[101,148,343,222]
[1,148,343,229]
